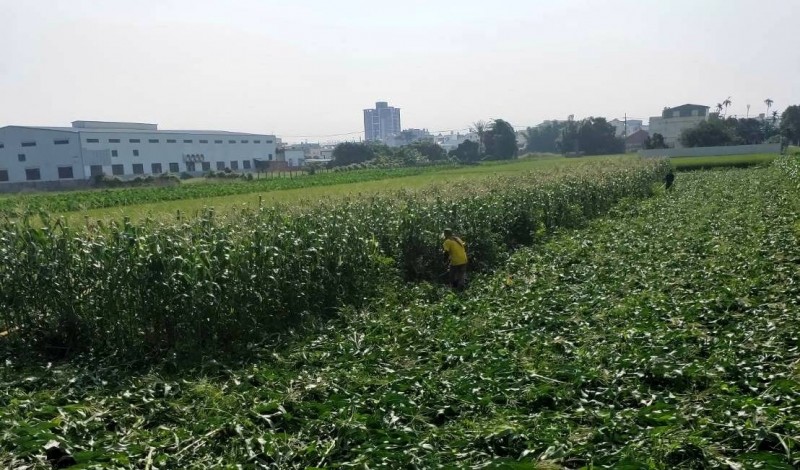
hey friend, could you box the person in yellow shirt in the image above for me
[442,228,468,290]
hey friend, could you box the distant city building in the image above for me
[0,120,277,187]
[648,104,710,148]
[363,101,401,142]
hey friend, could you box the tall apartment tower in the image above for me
[363,101,401,142]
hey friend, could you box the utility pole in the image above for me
[623,113,628,139]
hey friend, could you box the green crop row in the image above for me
[2,159,798,468]
[0,158,667,360]
[0,166,452,215]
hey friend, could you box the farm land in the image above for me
[1,153,798,468]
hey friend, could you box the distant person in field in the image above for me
[665,170,675,190]
[442,228,468,291]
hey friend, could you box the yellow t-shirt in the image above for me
[443,237,468,266]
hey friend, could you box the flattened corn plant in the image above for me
[0,158,667,359]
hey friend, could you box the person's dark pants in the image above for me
[449,264,467,290]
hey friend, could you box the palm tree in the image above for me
[722,97,732,118]
[772,110,779,125]
[715,103,723,115]
[764,98,774,118]
[472,120,488,155]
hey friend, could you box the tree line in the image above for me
[679,104,799,148]
[521,117,624,156]
[331,119,519,167]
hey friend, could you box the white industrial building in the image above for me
[648,104,710,148]
[0,121,277,185]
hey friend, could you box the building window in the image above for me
[241,140,249,144]
[149,139,159,143]
[90,165,103,176]
[254,140,261,144]
[691,110,699,116]
[151,163,162,174]
[58,166,74,179]
[21,141,37,147]
[230,160,239,170]
[169,162,179,173]
[86,139,100,143]
[18,154,26,162]
[0,142,4,149]
[167,139,177,143]
[109,139,120,143]
[0,169,8,181]
[266,140,273,144]
[112,164,124,176]
[214,140,223,144]
[243,160,251,169]
[133,149,139,157]
[672,111,680,118]
[216,161,225,171]
[129,138,140,143]
[186,162,196,172]
[201,161,211,171]
[199,140,208,144]
[111,150,118,157]
[183,139,193,143]
[54,139,70,145]
[132,163,144,175]
[268,153,273,160]
[25,168,41,181]
[228,140,236,144]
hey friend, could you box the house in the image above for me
[609,119,644,138]
[648,104,710,148]
[625,129,650,152]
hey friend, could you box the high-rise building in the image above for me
[363,101,401,142]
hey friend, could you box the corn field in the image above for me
[0,158,668,359]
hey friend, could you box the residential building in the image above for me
[363,101,401,142]
[286,142,322,159]
[648,104,710,148]
[384,128,432,147]
[609,119,644,138]
[0,121,277,186]
[435,131,479,153]
[625,129,650,152]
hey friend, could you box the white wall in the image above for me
[0,126,278,184]
[649,115,708,148]
[0,127,84,184]
[638,143,781,157]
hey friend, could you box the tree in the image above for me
[409,141,447,161]
[471,120,488,155]
[644,133,668,149]
[576,117,624,155]
[522,121,564,153]
[722,97,732,118]
[484,119,518,160]
[715,103,723,114]
[331,142,376,166]
[733,118,765,144]
[679,119,740,147]
[780,105,800,146]
[449,139,480,163]
[765,98,774,117]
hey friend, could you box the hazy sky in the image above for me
[2,0,798,142]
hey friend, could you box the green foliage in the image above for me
[2,160,799,468]
[559,117,624,155]
[780,105,800,145]
[645,132,668,149]
[331,142,377,166]
[409,140,447,161]
[680,116,782,148]
[0,167,446,215]
[484,119,518,160]
[522,122,563,153]
[0,159,666,360]
[449,139,481,163]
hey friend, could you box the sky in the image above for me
[1,0,798,143]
